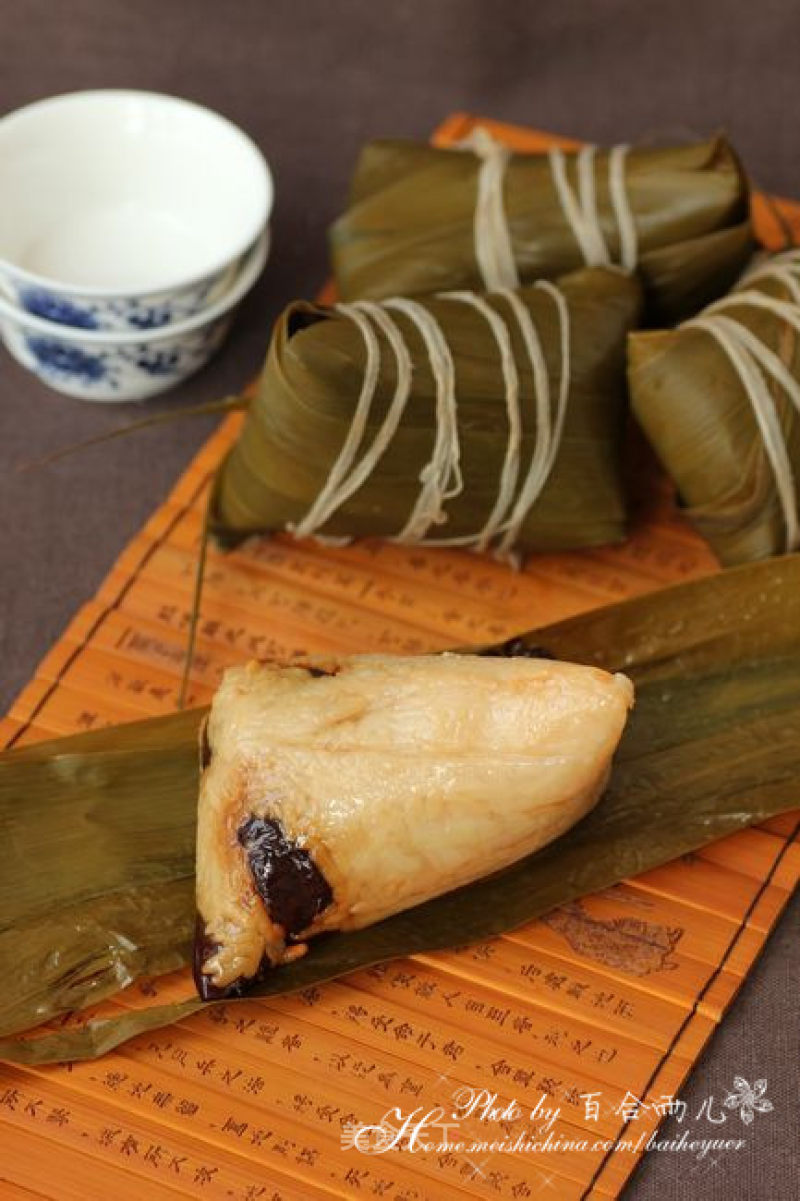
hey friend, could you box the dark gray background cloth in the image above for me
[0,2,796,1196]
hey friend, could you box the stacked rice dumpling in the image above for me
[629,248,800,565]
[211,266,642,556]
[330,131,753,323]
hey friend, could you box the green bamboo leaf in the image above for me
[0,711,202,1040]
[330,135,753,323]
[630,254,800,565]
[211,267,642,550]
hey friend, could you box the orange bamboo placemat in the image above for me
[2,114,799,1201]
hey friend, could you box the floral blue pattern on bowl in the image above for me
[18,290,101,330]
[0,228,269,401]
[6,261,238,333]
[13,318,231,400]
[24,338,109,381]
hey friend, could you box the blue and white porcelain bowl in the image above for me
[0,229,269,401]
[0,90,272,332]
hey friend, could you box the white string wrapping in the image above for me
[290,300,415,541]
[458,126,519,290]
[737,247,800,303]
[494,281,572,556]
[547,143,638,272]
[383,298,464,542]
[289,302,380,543]
[608,144,638,272]
[289,286,571,555]
[684,285,800,551]
[707,288,800,329]
[397,286,571,554]
[418,290,522,551]
[458,130,637,286]
[548,146,609,267]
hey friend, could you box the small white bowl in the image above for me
[0,228,269,401]
[0,90,272,331]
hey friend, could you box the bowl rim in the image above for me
[0,227,270,345]
[0,88,273,298]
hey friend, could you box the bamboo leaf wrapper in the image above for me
[211,266,641,554]
[330,133,754,323]
[629,248,800,564]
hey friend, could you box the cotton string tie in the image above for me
[289,288,571,557]
[461,128,638,286]
[684,281,800,551]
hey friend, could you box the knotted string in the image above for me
[383,297,464,541]
[432,290,521,551]
[289,287,572,558]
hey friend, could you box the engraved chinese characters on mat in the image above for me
[1,113,799,1201]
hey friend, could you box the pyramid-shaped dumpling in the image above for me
[195,653,633,997]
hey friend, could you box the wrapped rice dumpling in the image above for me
[330,131,754,323]
[195,653,634,998]
[212,266,642,557]
[629,247,800,565]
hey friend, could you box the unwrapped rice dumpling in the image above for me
[195,653,634,998]
[330,131,753,323]
[629,247,800,565]
[212,266,642,557]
